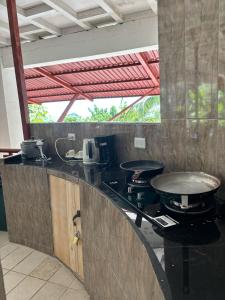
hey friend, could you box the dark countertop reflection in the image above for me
[4,156,225,300]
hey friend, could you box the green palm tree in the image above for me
[116,96,160,122]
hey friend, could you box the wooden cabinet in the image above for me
[49,175,84,280]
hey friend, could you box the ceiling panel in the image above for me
[0,0,156,47]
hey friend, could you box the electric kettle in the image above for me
[82,138,99,165]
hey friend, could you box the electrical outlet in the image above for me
[68,133,76,141]
[134,137,146,149]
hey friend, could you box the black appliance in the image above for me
[94,135,115,166]
[103,171,218,230]
[21,138,48,160]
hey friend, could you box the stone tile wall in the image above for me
[30,0,225,200]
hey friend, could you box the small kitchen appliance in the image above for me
[21,138,48,160]
[83,135,115,165]
[83,138,99,165]
[94,135,115,165]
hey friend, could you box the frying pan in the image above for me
[120,160,164,180]
[151,172,221,211]
[150,172,221,196]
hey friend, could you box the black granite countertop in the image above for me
[3,156,225,300]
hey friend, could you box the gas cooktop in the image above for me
[103,177,218,230]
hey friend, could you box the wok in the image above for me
[120,160,164,180]
[151,172,221,197]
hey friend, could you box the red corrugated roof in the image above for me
[25,50,160,103]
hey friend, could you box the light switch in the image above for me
[134,137,146,149]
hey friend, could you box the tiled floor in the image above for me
[0,232,90,300]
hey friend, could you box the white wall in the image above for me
[2,68,23,148]
[0,58,23,149]
[0,59,10,148]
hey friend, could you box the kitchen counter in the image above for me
[3,156,225,300]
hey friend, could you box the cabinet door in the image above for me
[2,165,53,255]
[49,176,84,280]
[66,181,84,280]
[49,175,70,266]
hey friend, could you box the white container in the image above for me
[82,139,99,165]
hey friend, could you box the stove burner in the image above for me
[128,181,150,189]
[164,199,215,215]
[172,200,202,210]
[132,177,148,184]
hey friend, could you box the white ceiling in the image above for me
[0,0,157,47]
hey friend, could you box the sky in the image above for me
[43,97,140,121]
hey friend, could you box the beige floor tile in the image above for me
[13,250,47,275]
[1,246,33,270]
[60,288,90,300]
[30,257,61,281]
[0,243,18,259]
[69,277,85,290]
[49,267,75,288]
[0,232,9,247]
[31,282,66,300]
[2,268,9,275]
[7,276,45,300]
[3,270,26,294]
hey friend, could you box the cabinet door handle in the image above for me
[72,210,81,226]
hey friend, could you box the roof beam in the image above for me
[41,0,92,30]
[29,90,159,104]
[29,18,61,35]
[147,0,157,15]
[0,20,31,40]
[136,52,159,86]
[35,67,93,101]
[25,59,159,79]
[57,99,75,122]
[109,94,148,121]
[26,77,154,92]
[28,86,159,98]
[0,0,61,36]
[20,24,44,35]
[28,98,40,104]
[95,0,123,23]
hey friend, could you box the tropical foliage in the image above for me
[64,96,161,123]
[28,104,53,123]
[29,96,161,123]
[116,96,160,122]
